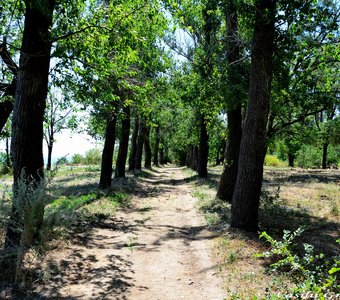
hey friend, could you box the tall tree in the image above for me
[4,0,56,280]
[216,0,243,202]
[230,0,276,232]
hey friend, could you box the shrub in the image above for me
[71,153,84,164]
[264,155,286,167]
[296,145,321,168]
[56,156,68,166]
[84,148,101,165]
[257,228,340,299]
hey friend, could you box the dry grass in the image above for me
[190,164,339,298]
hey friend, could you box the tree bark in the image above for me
[144,124,152,169]
[115,106,131,178]
[135,117,145,171]
[322,143,328,169]
[230,0,276,232]
[128,112,139,171]
[197,114,208,177]
[216,0,243,203]
[99,109,117,188]
[5,0,55,278]
[153,125,160,166]
[191,145,198,171]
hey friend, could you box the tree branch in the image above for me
[0,43,19,75]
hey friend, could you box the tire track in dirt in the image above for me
[35,166,225,299]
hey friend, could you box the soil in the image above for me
[34,166,225,299]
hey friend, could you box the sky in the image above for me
[0,129,102,164]
[44,129,102,162]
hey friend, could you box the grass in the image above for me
[189,164,340,298]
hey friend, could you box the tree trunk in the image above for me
[216,0,243,203]
[46,143,53,170]
[288,153,295,167]
[191,146,198,171]
[322,143,328,169]
[186,145,193,167]
[115,106,130,178]
[216,107,242,202]
[128,112,139,171]
[230,0,276,232]
[5,136,11,168]
[197,114,208,177]
[144,124,152,169]
[159,146,165,165]
[153,125,160,166]
[165,145,169,164]
[99,109,117,188]
[135,118,145,171]
[5,0,55,279]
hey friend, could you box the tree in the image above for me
[216,0,244,202]
[230,0,276,232]
[99,103,118,188]
[115,101,131,178]
[44,91,77,170]
[4,0,56,280]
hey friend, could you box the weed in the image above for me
[257,228,340,298]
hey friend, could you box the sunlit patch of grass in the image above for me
[82,192,130,216]
[214,234,291,298]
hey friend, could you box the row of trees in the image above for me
[0,0,339,281]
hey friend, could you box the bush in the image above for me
[71,153,84,164]
[264,155,286,167]
[84,148,102,165]
[56,156,68,165]
[257,228,340,299]
[296,145,321,168]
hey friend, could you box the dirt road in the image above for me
[36,166,225,299]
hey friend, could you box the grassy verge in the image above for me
[188,165,340,299]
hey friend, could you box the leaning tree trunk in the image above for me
[230,0,276,232]
[153,125,160,166]
[144,124,152,169]
[216,0,243,203]
[115,106,131,178]
[197,114,208,177]
[5,0,55,281]
[99,109,117,188]
[322,143,328,169]
[135,118,145,171]
[128,112,139,171]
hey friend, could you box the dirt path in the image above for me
[36,166,225,299]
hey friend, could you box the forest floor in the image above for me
[0,164,339,299]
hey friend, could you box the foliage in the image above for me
[71,153,84,164]
[296,144,340,168]
[84,148,102,165]
[264,155,286,167]
[258,228,340,299]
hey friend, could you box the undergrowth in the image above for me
[257,228,340,299]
